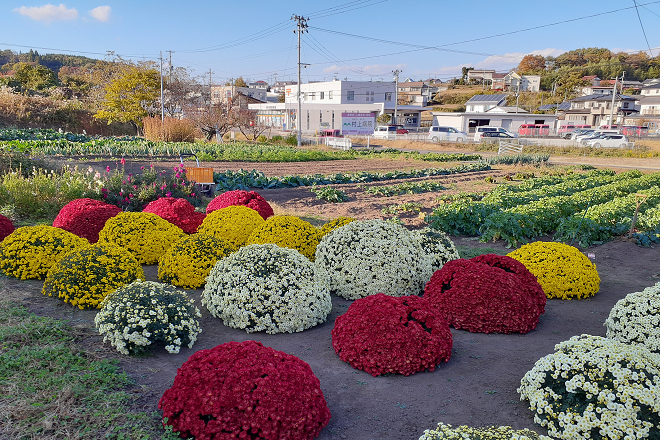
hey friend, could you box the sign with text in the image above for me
[341,112,375,135]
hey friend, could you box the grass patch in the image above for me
[456,245,509,259]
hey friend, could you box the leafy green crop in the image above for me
[310,185,348,203]
[381,202,423,214]
[364,181,446,197]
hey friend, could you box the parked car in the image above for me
[518,124,550,136]
[578,130,620,144]
[428,126,468,142]
[621,126,649,136]
[318,129,342,138]
[373,125,408,139]
[479,132,517,143]
[584,134,630,148]
[570,129,596,141]
[473,126,518,141]
[558,125,590,138]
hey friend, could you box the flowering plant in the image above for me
[158,340,331,439]
[605,282,660,353]
[247,215,320,261]
[507,242,600,300]
[412,227,460,272]
[52,198,121,243]
[98,212,185,264]
[202,244,332,334]
[142,197,206,234]
[43,242,145,309]
[0,214,14,241]
[314,219,432,299]
[158,234,237,289]
[0,225,89,279]
[332,293,452,377]
[197,205,264,247]
[418,423,551,440]
[424,254,546,334]
[95,280,201,355]
[317,216,355,238]
[518,335,660,440]
[206,189,274,219]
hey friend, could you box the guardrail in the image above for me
[324,136,352,150]
[498,141,524,155]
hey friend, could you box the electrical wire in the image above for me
[633,0,654,56]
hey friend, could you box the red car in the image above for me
[388,125,409,134]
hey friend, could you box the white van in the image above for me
[474,126,518,141]
[428,126,468,142]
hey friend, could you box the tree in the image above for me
[12,62,58,91]
[460,67,474,84]
[234,77,247,87]
[277,92,285,103]
[235,109,269,140]
[376,113,391,125]
[163,67,204,117]
[517,54,546,74]
[187,98,239,141]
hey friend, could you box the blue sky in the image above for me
[3,0,660,84]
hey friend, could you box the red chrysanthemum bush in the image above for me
[0,214,14,241]
[52,198,121,243]
[424,254,546,334]
[159,340,331,440]
[332,293,452,377]
[142,197,206,234]
[206,190,274,220]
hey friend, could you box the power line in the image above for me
[633,0,654,57]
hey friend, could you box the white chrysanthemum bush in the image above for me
[605,282,660,353]
[412,227,460,272]
[418,422,551,440]
[202,243,332,334]
[314,219,433,300]
[518,334,660,440]
[95,280,202,355]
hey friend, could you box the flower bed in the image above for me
[412,227,460,272]
[95,280,201,355]
[0,225,89,279]
[142,197,206,234]
[197,205,264,247]
[43,243,145,309]
[158,234,237,289]
[158,340,331,439]
[424,254,546,334]
[507,242,600,300]
[518,334,660,440]
[418,423,551,440]
[332,293,452,377]
[314,219,432,299]
[52,198,121,243]
[246,215,320,261]
[317,216,355,238]
[605,282,660,353]
[202,244,331,334]
[206,189,274,219]
[97,212,185,264]
[0,214,14,241]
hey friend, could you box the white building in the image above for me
[431,111,557,134]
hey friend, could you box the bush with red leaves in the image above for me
[142,197,205,234]
[332,293,452,377]
[0,214,14,241]
[52,198,121,243]
[424,254,546,334]
[158,340,331,440]
[206,190,274,219]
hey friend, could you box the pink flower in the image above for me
[121,158,126,165]
[106,166,111,172]
[141,166,145,170]
[175,173,181,178]
[190,193,196,197]
[166,192,172,197]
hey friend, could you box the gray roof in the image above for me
[465,94,507,104]
[539,102,571,111]
[640,96,660,105]
[570,93,637,102]
[642,83,660,90]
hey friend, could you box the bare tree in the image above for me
[186,98,239,141]
[235,109,269,140]
[164,67,204,118]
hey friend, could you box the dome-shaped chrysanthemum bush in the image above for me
[605,282,660,353]
[52,198,121,243]
[142,197,206,234]
[158,340,331,440]
[332,293,452,377]
[314,219,432,299]
[0,225,89,279]
[206,189,274,219]
[418,423,551,440]
[43,243,145,309]
[158,234,237,289]
[412,227,460,272]
[197,205,264,247]
[507,242,600,300]
[424,254,546,334]
[95,280,201,355]
[0,214,15,241]
[518,335,660,440]
[318,216,355,238]
[247,215,320,260]
[98,212,185,264]
[202,244,332,334]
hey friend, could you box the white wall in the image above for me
[285,80,395,105]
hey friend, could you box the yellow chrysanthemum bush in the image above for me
[318,216,356,238]
[95,280,202,355]
[507,241,600,300]
[97,212,185,264]
[605,282,660,353]
[197,205,264,247]
[412,227,461,272]
[43,243,145,309]
[518,335,660,440]
[246,215,320,260]
[202,243,332,334]
[418,423,551,440]
[0,225,89,279]
[158,234,238,289]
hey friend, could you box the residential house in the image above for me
[639,83,660,116]
[505,71,541,92]
[210,85,267,108]
[397,81,436,106]
[491,73,506,90]
[564,93,638,126]
[464,94,507,112]
[248,80,269,91]
[271,81,297,94]
[467,69,495,83]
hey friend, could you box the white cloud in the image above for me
[323,63,407,77]
[14,3,78,22]
[89,5,111,22]
[429,48,564,77]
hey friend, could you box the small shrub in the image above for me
[246,215,320,260]
[142,197,206,234]
[197,205,265,247]
[52,198,121,243]
[0,214,14,241]
[256,134,267,143]
[284,133,298,145]
[271,135,283,142]
[318,216,355,238]
[605,282,660,353]
[95,280,201,355]
[206,190,274,219]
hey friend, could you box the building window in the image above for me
[385,92,392,101]
[329,90,333,99]
[320,91,324,100]
[623,102,629,108]
[320,110,323,125]
[347,91,355,101]
[332,111,335,129]
[307,110,310,130]
[310,93,315,101]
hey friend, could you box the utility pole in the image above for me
[159,51,164,124]
[608,75,618,128]
[209,69,213,113]
[292,14,309,147]
[166,50,174,84]
[392,69,401,126]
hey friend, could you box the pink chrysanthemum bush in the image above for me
[332,293,452,377]
[0,214,14,241]
[142,197,206,234]
[206,190,274,219]
[52,198,121,243]
[424,254,546,334]
[158,340,331,440]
